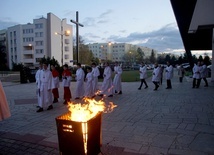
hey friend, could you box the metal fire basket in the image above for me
[55,112,102,155]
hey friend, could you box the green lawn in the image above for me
[121,70,152,82]
[98,70,152,82]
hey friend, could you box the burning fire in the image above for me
[67,97,117,154]
[68,97,117,122]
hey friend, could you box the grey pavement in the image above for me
[0,74,214,155]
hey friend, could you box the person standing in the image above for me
[84,67,94,98]
[192,61,202,88]
[152,63,160,91]
[35,63,42,107]
[75,63,85,99]
[51,65,59,103]
[99,62,113,97]
[165,62,173,89]
[200,61,208,87]
[91,62,100,96]
[113,62,123,94]
[138,62,148,90]
[178,65,185,83]
[62,64,72,105]
[37,62,53,112]
[0,80,11,121]
[159,65,164,85]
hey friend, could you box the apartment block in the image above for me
[6,13,73,69]
[88,42,157,62]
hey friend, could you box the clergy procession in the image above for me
[34,61,123,113]
[34,60,209,113]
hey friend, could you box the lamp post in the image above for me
[55,19,70,66]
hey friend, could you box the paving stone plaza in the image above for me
[0,75,214,155]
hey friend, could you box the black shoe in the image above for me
[53,99,58,103]
[118,91,122,94]
[138,88,141,90]
[144,86,148,89]
[98,94,104,97]
[36,105,40,108]
[153,88,157,91]
[75,97,80,100]
[91,95,96,98]
[108,95,113,97]
[36,108,43,112]
[115,90,118,93]
[47,105,53,110]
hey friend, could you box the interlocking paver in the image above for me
[0,74,214,154]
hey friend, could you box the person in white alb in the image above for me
[75,63,85,99]
[192,61,202,88]
[35,63,42,108]
[84,67,94,98]
[37,62,53,112]
[91,63,100,96]
[62,64,72,105]
[138,62,148,90]
[165,61,173,89]
[113,62,122,94]
[152,63,160,91]
[200,61,208,87]
[51,65,59,103]
[99,62,113,97]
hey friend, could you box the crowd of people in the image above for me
[34,60,210,113]
[35,62,123,113]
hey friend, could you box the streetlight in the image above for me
[55,19,70,66]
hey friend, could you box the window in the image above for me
[36,58,42,62]
[35,41,43,46]
[36,49,43,54]
[35,23,43,29]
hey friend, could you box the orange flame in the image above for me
[67,97,117,154]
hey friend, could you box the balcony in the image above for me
[23,50,33,55]
[23,58,34,63]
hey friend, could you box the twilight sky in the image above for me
[0,0,186,53]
